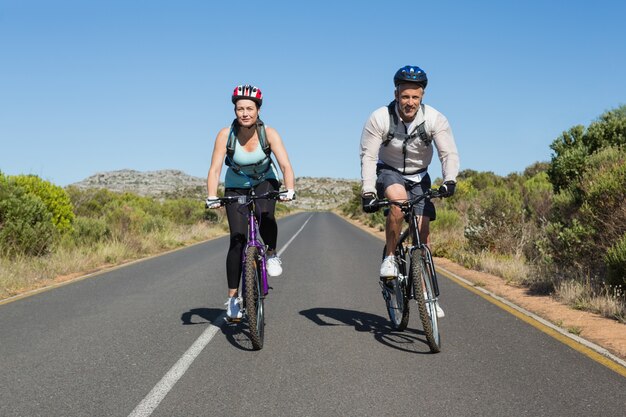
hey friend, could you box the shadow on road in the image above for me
[179,307,262,351]
[180,307,223,325]
[299,307,433,354]
[221,321,258,352]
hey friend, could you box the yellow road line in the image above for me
[437,265,626,378]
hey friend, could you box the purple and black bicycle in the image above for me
[215,190,285,350]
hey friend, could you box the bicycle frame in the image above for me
[240,197,269,296]
[220,189,284,297]
[387,192,441,298]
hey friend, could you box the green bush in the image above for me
[71,216,110,246]
[142,215,168,233]
[204,209,219,223]
[340,185,363,219]
[11,175,74,234]
[548,105,626,192]
[162,198,205,225]
[104,201,149,239]
[605,233,626,286]
[0,178,58,256]
[578,147,626,226]
[522,172,553,222]
[365,209,386,230]
[66,187,118,218]
[544,219,595,270]
[431,208,462,232]
[545,146,626,281]
[464,187,525,255]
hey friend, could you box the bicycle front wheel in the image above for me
[381,246,409,331]
[410,250,441,353]
[244,246,265,350]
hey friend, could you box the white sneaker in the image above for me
[435,302,445,318]
[379,256,398,277]
[225,296,243,320]
[266,255,283,277]
[424,293,445,318]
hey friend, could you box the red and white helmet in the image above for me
[232,84,263,106]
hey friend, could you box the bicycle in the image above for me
[211,189,286,350]
[374,189,444,353]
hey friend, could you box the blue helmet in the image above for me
[393,65,428,88]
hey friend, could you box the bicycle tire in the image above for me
[381,246,409,330]
[244,246,265,350]
[410,250,441,353]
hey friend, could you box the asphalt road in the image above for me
[1,212,625,417]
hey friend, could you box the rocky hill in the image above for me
[70,169,359,210]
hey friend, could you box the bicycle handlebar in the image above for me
[372,188,445,211]
[206,190,292,208]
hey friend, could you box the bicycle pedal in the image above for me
[380,275,395,282]
[224,317,242,324]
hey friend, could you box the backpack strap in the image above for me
[256,119,271,157]
[416,120,432,146]
[381,101,433,174]
[225,119,274,180]
[382,101,398,146]
[225,119,238,164]
[383,101,431,146]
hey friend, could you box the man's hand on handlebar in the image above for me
[438,181,456,198]
[361,192,379,213]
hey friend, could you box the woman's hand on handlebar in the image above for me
[205,196,222,209]
[279,189,296,202]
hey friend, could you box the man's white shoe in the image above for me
[435,302,445,318]
[266,255,283,277]
[424,292,445,318]
[225,296,243,320]
[379,256,398,277]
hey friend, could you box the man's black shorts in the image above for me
[375,168,436,220]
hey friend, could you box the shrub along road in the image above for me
[1,212,625,416]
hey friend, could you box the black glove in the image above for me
[438,181,456,198]
[361,192,379,213]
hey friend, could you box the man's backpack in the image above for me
[382,100,432,147]
[379,100,432,175]
[225,119,273,179]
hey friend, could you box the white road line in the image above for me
[278,214,313,257]
[128,319,223,417]
[128,213,314,417]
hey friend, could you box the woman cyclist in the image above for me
[206,84,296,320]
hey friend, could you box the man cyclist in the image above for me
[206,84,295,320]
[359,65,460,318]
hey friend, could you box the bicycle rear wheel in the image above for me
[381,246,409,330]
[244,246,265,350]
[410,250,441,353]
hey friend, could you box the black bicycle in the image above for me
[374,189,444,353]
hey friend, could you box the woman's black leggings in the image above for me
[224,179,280,290]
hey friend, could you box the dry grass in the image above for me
[0,222,225,301]
[471,252,531,285]
[554,280,626,323]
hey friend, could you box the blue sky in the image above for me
[1,0,625,187]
